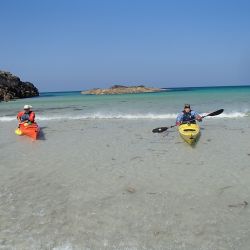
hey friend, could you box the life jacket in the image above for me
[17,111,35,123]
[181,110,196,124]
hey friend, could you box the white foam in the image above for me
[37,113,178,120]
[0,112,247,122]
[0,113,177,122]
[0,116,16,122]
[203,112,247,118]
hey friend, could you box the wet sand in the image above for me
[0,118,250,249]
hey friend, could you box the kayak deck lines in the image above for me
[178,123,200,145]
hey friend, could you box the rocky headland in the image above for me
[81,85,162,95]
[0,71,39,102]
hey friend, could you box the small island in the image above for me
[81,85,163,95]
[0,71,39,102]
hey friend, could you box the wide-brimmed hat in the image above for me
[24,105,32,109]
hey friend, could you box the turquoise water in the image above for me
[1,85,250,121]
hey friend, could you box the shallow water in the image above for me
[0,117,250,249]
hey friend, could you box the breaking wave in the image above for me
[0,111,248,122]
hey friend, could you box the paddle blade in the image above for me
[15,128,23,136]
[205,109,224,117]
[152,127,168,133]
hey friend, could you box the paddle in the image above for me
[152,109,224,133]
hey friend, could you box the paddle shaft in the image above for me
[152,109,224,133]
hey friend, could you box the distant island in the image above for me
[81,85,163,95]
[0,71,39,102]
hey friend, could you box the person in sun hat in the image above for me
[17,105,36,124]
[176,104,202,126]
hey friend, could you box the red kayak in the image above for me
[15,123,40,140]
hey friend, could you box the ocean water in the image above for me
[1,86,250,250]
[0,85,249,122]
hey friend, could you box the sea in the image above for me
[0,85,249,122]
[0,85,250,250]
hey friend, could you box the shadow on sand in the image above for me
[38,127,47,140]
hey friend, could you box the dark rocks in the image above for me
[0,71,39,102]
[110,85,128,89]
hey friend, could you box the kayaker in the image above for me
[176,104,202,126]
[17,105,36,124]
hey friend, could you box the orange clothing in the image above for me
[17,111,35,123]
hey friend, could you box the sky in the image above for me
[1,0,250,92]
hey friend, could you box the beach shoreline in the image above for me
[1,117,250,249]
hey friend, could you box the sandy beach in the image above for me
[2,0,250,248]
[1,117,250,249]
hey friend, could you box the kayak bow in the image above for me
[178,123,200,145]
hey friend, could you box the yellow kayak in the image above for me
[178,123,200,145]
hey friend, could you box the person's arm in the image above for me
[196,115,202,121]
[176,113,183,126]
[193,111,202,122]
[17,112,22,123]
[29,112,35,123]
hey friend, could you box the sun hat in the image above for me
[24,105,32,109]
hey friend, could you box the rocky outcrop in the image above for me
[81,85,162,95]
[0,71,39,101]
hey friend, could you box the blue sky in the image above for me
[1,0,250,91]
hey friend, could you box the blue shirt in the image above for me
[176,110,199,124]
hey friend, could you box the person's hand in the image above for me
[19,120,29,125]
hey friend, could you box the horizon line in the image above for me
[40,84,250,93]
